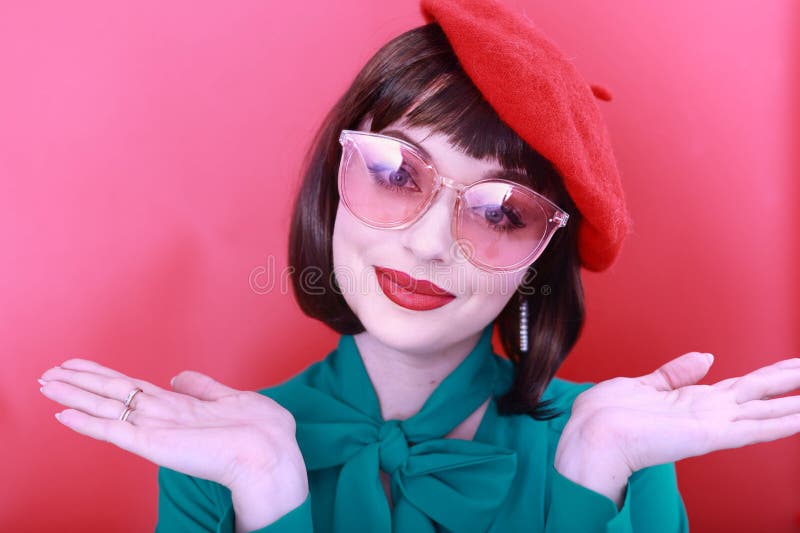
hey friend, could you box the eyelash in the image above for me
[471,204,527,233]
[364,148,529,232]
[366,162,422,194]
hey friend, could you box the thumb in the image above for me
[170,370,239,400]
[638,352,715,391]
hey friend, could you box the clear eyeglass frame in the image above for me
[337,129,570,273]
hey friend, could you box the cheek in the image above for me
[332,203,389,296]
[467,267,527,301]
[332,203,368,267]
[331,206,348,267]
[457,267,530,324]
[332,207,364,312]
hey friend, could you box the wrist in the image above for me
[230,453,309,531]
[555,421,632,509]
[231,476,308,532]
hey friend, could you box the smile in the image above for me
[373,266,456,311]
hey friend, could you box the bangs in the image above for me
[362,26,559,196]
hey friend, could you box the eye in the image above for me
[387,166,413,187]
[366,160,423,193]
[471,203,527,232]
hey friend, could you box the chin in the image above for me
[357,302,489,356]
[365,325,451,355]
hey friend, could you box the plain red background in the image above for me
[1,0,798,531]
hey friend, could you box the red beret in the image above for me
[420,0,632,272]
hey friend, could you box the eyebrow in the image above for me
[379,128,533,187]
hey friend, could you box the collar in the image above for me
[268,325,518,531]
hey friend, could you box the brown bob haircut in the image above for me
[288,22,585,420]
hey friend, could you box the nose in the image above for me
[398,186,456,266]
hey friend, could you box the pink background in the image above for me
[1,0,798,531]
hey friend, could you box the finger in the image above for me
[170,370,239,401]
[50,360,164,397]
[711,377,738,389]
[773,357,800,369]
[734,395,800,421]
[41,380,130,419]
[40,367,150,404]
[40,380,167,426]
[59,358,128,379]
[54,410,220,481]
[638,352,714,391]
[714,359,800,391]
[732,366,800,403]
[55,408,142,449]
[729,413,800,447]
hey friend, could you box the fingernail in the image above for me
[706,353,714,364]
[170,376,176,387]
[38,379,47,386]
[55,412,63,423]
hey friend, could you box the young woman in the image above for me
[38,0,800,531]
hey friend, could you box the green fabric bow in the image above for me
[269,326,518,532]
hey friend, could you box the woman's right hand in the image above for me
[39,358,309,530]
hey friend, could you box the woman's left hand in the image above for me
[555,353,800,504]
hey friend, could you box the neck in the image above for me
[353,330,483,421]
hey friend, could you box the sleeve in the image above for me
[544,461,689,533]
[155,466,314,533]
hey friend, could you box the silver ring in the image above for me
[119,406,134,422]
[123,387,143,408]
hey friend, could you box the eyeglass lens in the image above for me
[339,132,560,271]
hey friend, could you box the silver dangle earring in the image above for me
[519,296,529,354]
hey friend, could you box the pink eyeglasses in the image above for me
[337,129,569,272]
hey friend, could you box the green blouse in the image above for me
[156,325,689,532]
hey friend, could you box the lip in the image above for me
[374,266,456,311]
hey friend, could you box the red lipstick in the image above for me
[374,266,456,311]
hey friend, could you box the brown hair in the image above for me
[288,22,585,420]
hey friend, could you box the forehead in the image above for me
[374,123,532,187]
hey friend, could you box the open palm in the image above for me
[39,358,304,492]
[562,353,800,476]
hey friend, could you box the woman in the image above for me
[38,0,800,532]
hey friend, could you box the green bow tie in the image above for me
[269,326,518,532]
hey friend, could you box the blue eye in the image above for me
[367,162,422,193]
[472,203,527,232]
[387,167,412,186]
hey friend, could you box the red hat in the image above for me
[420,0,631,272]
